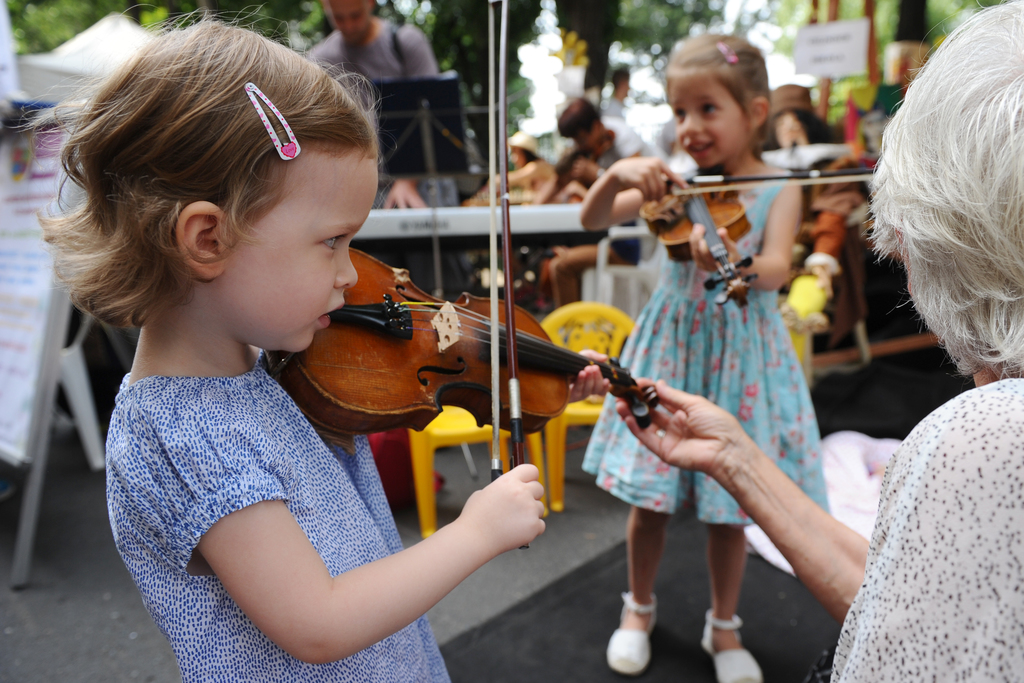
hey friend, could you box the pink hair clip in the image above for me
[244,82,301,160]
[717,41,739,65]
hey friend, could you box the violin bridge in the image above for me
[431,301,462,352]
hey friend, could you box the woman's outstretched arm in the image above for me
[616,381,868,622]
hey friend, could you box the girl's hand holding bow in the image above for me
[607,156,686,203]
[580,157,687,231]
[457,464,546,556]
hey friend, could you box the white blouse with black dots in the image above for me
[833,378,1024,682]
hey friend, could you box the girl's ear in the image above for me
[176,201,230,280]
[748,95,770,129]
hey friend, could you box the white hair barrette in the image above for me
[244,82,301,160]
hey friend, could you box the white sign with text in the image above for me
[794,18,870,79]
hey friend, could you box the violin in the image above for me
[640,186,757,307]
[640,188,750,262]
[267,249,658,445]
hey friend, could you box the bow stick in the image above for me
[669,168,874,197]
[489,0,527,478]
[487,2,501,481]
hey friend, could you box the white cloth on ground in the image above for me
[744,430,900,575]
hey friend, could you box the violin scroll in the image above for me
[703,255,757,307]
[604,357,659,429]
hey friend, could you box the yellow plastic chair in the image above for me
[407,406,545,538]
[540,302,635,512]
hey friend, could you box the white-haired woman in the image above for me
[612,3,1024,680]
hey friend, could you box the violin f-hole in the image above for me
[417,358,468,386]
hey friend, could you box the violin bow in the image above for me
[487,2,502,480]
[669,167,874,197]
[489,0,527,477]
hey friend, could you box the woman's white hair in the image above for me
[872,0,1024,378]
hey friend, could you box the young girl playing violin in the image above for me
[42,21,606,682]
[580,35,829,682]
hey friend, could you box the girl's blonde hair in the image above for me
[42,20,378,328]
[665,34,771,158]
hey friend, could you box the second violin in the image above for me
[641,187,757,306]
[640,188,750,261]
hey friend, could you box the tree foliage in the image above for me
[6,0,540,122]
[6,0,325,54]
[8,0,124,54]
[613,0,730,63]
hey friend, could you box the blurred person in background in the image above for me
[602,68,631,119]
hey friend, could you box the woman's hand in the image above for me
[615,379,870,623]
[614,379,752,477]
[689,224,742,273]
[567,349,610,402]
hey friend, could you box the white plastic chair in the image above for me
[593,226,662,320]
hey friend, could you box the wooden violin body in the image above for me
[641,190,750,262]
[269,250,657,442]
[641,191,757,307]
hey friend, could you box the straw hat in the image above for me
[771,84,814,115]
[508,131,540,156]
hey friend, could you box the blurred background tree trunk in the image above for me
[895,0,926,41]
[555,0,616,92]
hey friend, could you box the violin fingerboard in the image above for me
[685,195,729,261]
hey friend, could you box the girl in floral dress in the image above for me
[580,34,829,683]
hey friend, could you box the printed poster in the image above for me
[0,129,61,465]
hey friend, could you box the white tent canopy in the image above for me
[16,14,152,103]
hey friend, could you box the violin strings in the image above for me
[336,297,649,399]
[357,316,635,389]
[389,303,634,385]
[400,303,588,364]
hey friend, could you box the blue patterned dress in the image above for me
[583,185,829,522]
[106,358,450,682]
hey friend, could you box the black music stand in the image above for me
[376,73,472,297]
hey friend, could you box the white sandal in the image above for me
[605,592,657,676]
[701,610,763,683]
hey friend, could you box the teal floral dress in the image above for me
[583,185,829,522]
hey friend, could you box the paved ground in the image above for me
[0,420,631,682]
